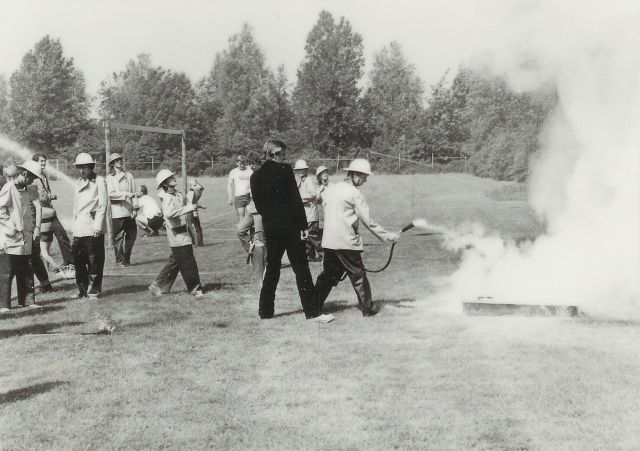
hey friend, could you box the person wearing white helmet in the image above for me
[0,162,44,310]
[148,169,205,299]
[32,153,74,273]
[314,158,399,317]
[294,159,322,262]
[106,153,138,267]
[315,165,330,245]
[71,152,108,299]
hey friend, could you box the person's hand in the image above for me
[388,232,400,243]
[50,194,57,201]
[93,230,101,238]
[131,211,137,219]
[301,230,309,240]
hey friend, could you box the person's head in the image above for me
[316,166,329,184]
[32,153,47,170]
[236,154,247,170]
[15,161,42,187]
[3,164,17,180]
[293,159,309,177]
[344,159,372,188]
[74,153,96,179]
[108,153,124,174]
[263,138,286,162]
[250,158,261,170]
[136,185,148,197]
[156,169,177,194]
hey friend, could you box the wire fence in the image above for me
[47,151,467,178]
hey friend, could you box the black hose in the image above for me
[339,242,397,281]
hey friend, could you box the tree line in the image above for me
[0,10,557,181]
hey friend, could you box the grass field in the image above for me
[1,173,638,450]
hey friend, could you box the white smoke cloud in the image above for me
[442,0,640,317]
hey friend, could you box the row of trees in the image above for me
[0,11,557,181]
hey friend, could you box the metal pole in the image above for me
[398,152,401,172]
[464,156,467,173]
[103,120,113,250]
[431,153,434,169]
[181,131,187,193]
[151,156,154,172]
[211,157,214,170]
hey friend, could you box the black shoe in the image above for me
[363,302,381,317]
[40,284,54,293]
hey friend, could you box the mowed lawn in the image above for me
[1,173,639,450]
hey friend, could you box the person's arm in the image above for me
[250,174,265,215]
[0,185,16,235]
[32,193,42,238]
[162,194,195,219]
[227,170,235,204]
[93,177,108,236]
[353,191,399,243]
[286,166,308,231]
[129,174,138,216]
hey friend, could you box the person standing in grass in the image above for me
[227,154,253,223]
[186,178,205,247]
[0,162,42,310]
[315,159,399,317]
[294,159,323,262]
[31,153,74,272]
[134,185,163,237]
[106,153,137,267]
[315,165,330,244]
[72,153,108,299]
[148,169,205,299]
[250,138,334,323]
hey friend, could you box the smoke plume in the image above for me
[443,0,640,317]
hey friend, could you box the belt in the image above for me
[172,225,187,234]
[41,216,55,224]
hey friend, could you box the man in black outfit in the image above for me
[250,138,334,323]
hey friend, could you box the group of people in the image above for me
[1,138,398,322]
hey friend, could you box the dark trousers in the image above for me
[51,215,73,265]
[5,254,35,307]
[305,221,323,259]
[72,235,105,296]
[315,249,377,316]
[112,217,137,264]
[0,253,9,308]
[31,238,51,286]
[154,245,202,293]
[187,215,203,247]
[259,228,319,319]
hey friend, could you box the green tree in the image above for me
[0,75,9,133]
[292,10,365,156]
[197,24,290,160]
[362,41,424,167]
[9,36,90,155]
[99,54,202,169]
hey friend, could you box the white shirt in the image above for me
[296,175,318,222]
[227,167,253,198]
[321,180,394,251]
[106,172,137,218]
[0,181,27,255]
[137,194,161,219]
[72,174,108,237]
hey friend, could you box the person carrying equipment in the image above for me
[148,169,205,299]
[314,159,399,317]
[106,153,137,267]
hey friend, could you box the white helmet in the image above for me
[156,169,175,189]
[74,153,96,166]
[108,152,123,165]
[315,165,329,176]
[17,160,43,179]
[344,158,372,175]
[293,159,309,170]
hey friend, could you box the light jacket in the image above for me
[321,180,395,251]
[0,181,27,255]
[107,171,137,218]
[296,175,318,223]
[159,191,195,247]
[72,174,108,237]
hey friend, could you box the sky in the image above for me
[0,0,479,97]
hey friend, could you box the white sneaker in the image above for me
[192,290,205,299]
[307,314,335,323]
[27,303,43,309]
[0,307,10,313]
[148,283,163,297]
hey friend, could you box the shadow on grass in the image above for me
[0,381,67,404]
[100,284,153,297]
[123,311,192,330]
[0,321,83,339]
[203,282,245,292]
[274,297,416,318]
[0,305,65,320]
